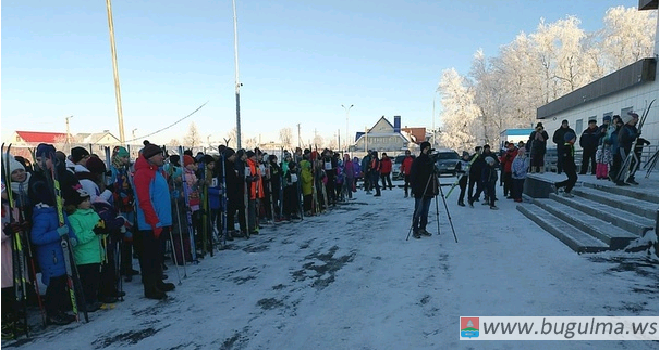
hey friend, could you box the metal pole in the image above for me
[232,0,242,150]
[106,0,126,144]
[432,97,436,147]
[342,104,353,153]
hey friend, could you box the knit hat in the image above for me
[183,155,195,167]
[622,112,638,124]
[246,151,256,158]
[224,149,236,158]
[536,122,543,129]
[66,188,90,206]
[8,156,25,174]
[419,142,431,151]
[462,151,470,157]
[564,131,576,142]
[36,143,56,158]
[169,155,181,167]
[85,156,106,174]
[485,156,495,166]
[561,119,568,125]
[603,115,612,122]
[71,146,90,164]
[588,119,597,124]
[112,146,129,158]
[142,143,162,159]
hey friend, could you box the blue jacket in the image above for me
[208,175,222,210]
[30,205,75,285]
[133,156,172,231]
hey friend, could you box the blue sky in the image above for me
[1,0,635,147]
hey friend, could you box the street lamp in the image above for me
[432,86,440,146]
[232,0,243,149]
[342,104,353,153]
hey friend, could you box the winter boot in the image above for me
[47,312,75,326]
[413,230,421,239]
[626,177,639,185]
[457,199,465,207]
[157,280,176,292]
[144,275,167,300]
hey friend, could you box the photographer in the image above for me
[410,142,436,239]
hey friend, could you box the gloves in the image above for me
[3,222,26,236]
[57,225,70,237]
[154,227,163,238]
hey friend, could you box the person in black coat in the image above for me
[410,142,436,239]
[553,132,578,196]
[528,122,550,172]
[467,146,482,207]
[225,149,247,236]
[579,120,601,174]
[552,120,575,174]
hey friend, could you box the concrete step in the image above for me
[516,204,610,253]
[533,198,639,249]
[571,186,658,221]
[549,193,655,236]
[583,182,659,204]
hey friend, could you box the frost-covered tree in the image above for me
[279,128,293,150]
[183,122,201,148]
[438,68,480,151]
[601,6,657,71]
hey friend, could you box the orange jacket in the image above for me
[247,158,265,200]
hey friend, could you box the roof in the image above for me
[500,129,534,136]
[401,127,426,143]
[15,131,68,143]
[74,131,121,144]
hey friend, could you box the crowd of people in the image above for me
[0,140,414,339]
[0,111,650,339]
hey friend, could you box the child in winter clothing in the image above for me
[300,160,313,215]
[511,147,529,203]
[595,139,612,180]
[482,156,499,209]
[66,189,103,312]
[182,155,201,256]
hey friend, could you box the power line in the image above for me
[123,101,209,144]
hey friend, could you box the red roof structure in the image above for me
[401,127,427,144]
[15,131,68,143]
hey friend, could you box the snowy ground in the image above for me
[4,176,658,350]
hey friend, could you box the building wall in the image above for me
[540,81,659,150]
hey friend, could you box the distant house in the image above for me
[350,116,413,156]
[6,129,122,161]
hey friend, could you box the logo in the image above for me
[461,317,479,338]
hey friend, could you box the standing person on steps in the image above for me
[400,150,414,198]
[133,142,174,300]
[379,153,393,190]
[579,119,600,175]
[552,132,578,197]
[552,120,575,174]
[410,142,436,239]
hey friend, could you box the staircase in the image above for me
[517,176,658,253]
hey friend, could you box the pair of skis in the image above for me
[616,100,656,182]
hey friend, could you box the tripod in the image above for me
[405,170,458,243]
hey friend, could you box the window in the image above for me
[621,106,633,116]
[15,134,21,142]
[575,119,584,133]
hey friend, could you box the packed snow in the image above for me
[3,176,658,350]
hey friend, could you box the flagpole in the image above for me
[106,0,126,144]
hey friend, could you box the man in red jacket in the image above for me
[400,151,414,197]
[379,153,393,190]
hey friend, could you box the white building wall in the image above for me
[541,81,659,151]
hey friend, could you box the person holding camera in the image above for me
[410,142,437,239]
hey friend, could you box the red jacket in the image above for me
[500,148,517,172]
[401,156,413,175]
[380,157,392,173]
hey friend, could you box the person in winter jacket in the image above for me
[467,146,483,207]
[511,147,529,203]
[608,116,626,185]
[2,183,23,338]
[579,119,600,175]
[552,120,575,174]
[245,151,265,234]
[133,142,173,300]
[343,154,355,199]
[454,151,471,206]
[617,113,641,185]
[108,146,138,281]
[71,147,112,204]
[400,150,414,198]
[361,153,371,194]
[499,143,517,198]
[206,156,225,241]
[379,153,393,191]
[282,162,300,220]
[552,132,578,197]
[226,150,247,235]
[410,142,436,238]
[528,122,549,173]
[300,160,313,215]
[65,189,104,312]
[28,143,79,325]
[595,138,612,180]
[268,155,282,221]
[369,152,381,197]
[482,156,499,209]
